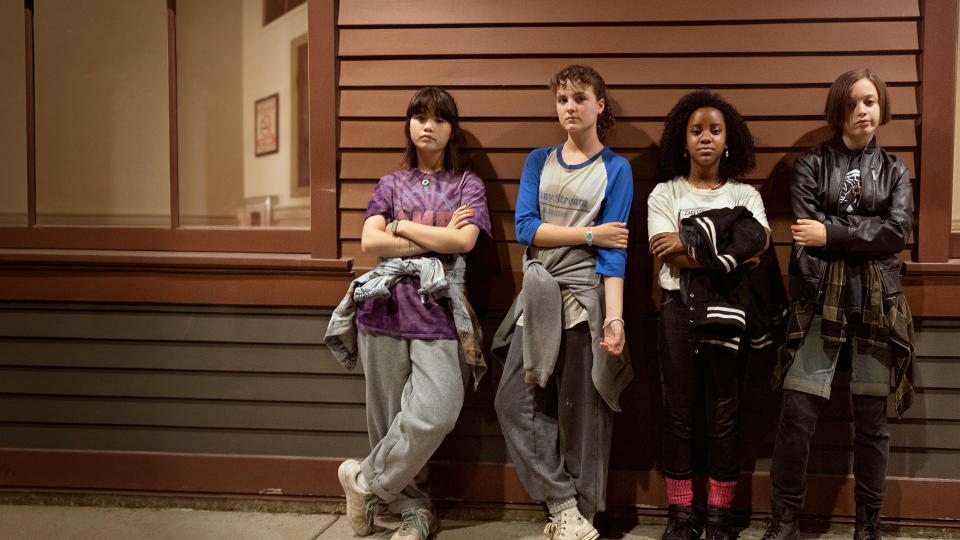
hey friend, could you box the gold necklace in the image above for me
[687,178,724,190]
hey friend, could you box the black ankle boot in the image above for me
[854,505,882,540]
[705,506,736,540]
[760,500,799,540]
[662,505,703,540]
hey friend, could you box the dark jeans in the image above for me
[658,290,741,482]
[771,389,889,510]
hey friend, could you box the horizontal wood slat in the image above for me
[340,119,918,150]
[0,309,328,345]
[340,23,918,56]
[339,1,920,25]
[914,323,960,356]
[339,151,916,186]
[340,56,919,87]
[912,359,960,389]
[0,269,352,306]
[0,425,371,457]
[750,450,960,480]
[0,368,366,404]
[341,87,920,118]
[0,396,366,432]
[744,416,960,451]
[0,339,357,375]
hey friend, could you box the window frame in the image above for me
[916,0,959,263]
[0,0,342,263]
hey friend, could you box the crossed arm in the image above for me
[530,222,628,356]
[360,206,480,257]
[649,227,771,269]
[790,156,912,254]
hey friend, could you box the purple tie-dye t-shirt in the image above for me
[356,168,492,340]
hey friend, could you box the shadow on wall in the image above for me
[435,118,897,515]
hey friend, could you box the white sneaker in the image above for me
[391,506,439,540]
[337,459,378,536]
[542,507,600,540]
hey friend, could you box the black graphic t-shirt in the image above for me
[839,154,864,316]
[838,155,862,216]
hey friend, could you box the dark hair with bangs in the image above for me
[657,90,756,181]
[549,64,616,144]
[402,87,463,172]
[824,68,891,135]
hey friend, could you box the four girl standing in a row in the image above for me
[326,66,915,540]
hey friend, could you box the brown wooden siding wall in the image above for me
[3,0,959,523]
[335,1,921,316]
[0,303,368,457]
[0,302,957,520]
[327,0,958,515]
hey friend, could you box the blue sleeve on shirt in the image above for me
[514,148,551,246]
[595,150,634,278]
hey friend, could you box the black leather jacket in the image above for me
[789,134,914,303]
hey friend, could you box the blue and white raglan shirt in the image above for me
[514,144,633,327]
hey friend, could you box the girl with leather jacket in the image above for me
[762,69,915,540]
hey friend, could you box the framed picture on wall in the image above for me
[255,93,279,156]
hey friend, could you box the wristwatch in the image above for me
[585,227,594,246]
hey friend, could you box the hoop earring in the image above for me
[723,148,729,158]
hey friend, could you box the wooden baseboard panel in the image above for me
[0,449,957,521]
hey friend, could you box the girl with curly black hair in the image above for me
[648,90,771,540]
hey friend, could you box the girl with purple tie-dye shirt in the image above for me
[336,87,491,540]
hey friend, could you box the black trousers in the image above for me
[658,291,741,482]
[770,388,889,510]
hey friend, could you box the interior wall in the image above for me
[32,0,170,225]
[242,0,309,213]
[176,0,245,225]
[0,2,27,224]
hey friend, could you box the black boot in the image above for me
[854,505,882,540]
[705,506,736,540]
[662,505,703,540]
[760,500,799,540]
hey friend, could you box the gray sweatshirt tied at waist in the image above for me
[323,256,486,388]
[492,245,633,412]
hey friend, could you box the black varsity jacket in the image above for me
[678,206,789,355]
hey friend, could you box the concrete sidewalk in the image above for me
[0,504,952,540]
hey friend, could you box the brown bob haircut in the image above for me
[549,64,616,144]
[402,87,463,172]
[824,68,892,135]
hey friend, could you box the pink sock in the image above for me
[708,478,737,509]
[666,478,693,506]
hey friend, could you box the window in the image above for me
[1,0,336,259]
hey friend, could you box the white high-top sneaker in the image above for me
[542,507,600,540]
[337,459,378,536]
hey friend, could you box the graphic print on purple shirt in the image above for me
[356,168,492,340]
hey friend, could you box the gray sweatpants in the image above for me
[494,324,613,517]
[357,331,464,513]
